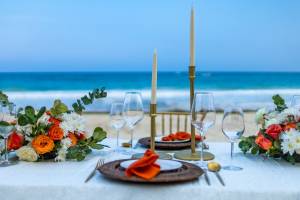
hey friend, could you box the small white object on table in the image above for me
[0,138,300,200]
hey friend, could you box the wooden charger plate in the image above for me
[98,159,204,183]
[138,137,198,150]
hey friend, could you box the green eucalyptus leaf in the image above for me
[89,143,104,150]
[18,115,29,126]
[25,106,35,117]
[92,127,107,141]
[37,107,46,119]
[0,121,10,126]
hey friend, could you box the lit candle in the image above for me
[151,49,157,104]
[190,6,195,66]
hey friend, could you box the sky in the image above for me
[0,0,300,72]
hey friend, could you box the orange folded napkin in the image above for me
[125,149,160,180]
[162,132,203,142]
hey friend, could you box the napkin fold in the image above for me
[162,132,203,141]
[125,149,160,180]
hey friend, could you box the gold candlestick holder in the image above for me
[132,103,172,160]
[150,103,157,151]
[174,66,214,161]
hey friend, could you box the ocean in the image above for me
[1,72,300,112]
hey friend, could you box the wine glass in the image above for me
[123,92,144,150]
[191,92,216,167]
[109,103,125,153]
[0,102,17,167]
[291,95,300,109]
[222,106,245,171]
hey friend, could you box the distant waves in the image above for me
[6,89,300,112]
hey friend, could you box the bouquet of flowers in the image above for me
[0,89,108,162]
[239,95,300,163]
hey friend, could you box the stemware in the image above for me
[109,103,125,152]
[0,102,17,167]
[291,95,300,109]
[191,92,216,167]
[222,106,245,171]
[123,92,144,150]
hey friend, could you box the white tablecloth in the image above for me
[1,138,300,200]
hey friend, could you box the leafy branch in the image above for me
[72,88,107,114]
[66,127,107,161]
[272,94,287,112]
[0,91,11,107]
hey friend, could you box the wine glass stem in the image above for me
[230,142,234,167]
[116,130,119,148]
[130,128,134,148]
[4,137,8,162]
[200,140,204,166]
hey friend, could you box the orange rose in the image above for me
[48,125,64,141]
[7,132,24,151]
[67,133,78,146]
[255,134,272,151]
[32,135,55,155]
[283,123,297,131]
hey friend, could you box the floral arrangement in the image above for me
[0,88,108,162]
[239,95,300,163]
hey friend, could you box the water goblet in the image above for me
[191,92,216,168]
[123,92,144,151]
[109,103,125,153]
[0,103,17,167]
[222,106,245,171]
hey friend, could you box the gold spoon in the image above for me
[207,162,225,186]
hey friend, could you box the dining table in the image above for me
[0,138,300,200]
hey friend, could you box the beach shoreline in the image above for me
[84,111,257,142]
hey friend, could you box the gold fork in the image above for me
[84,158,104,183]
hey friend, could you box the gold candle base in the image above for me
[174,150,214,161]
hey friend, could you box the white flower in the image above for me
[55,148,67,162]
[15,124,33,135]
[265,118,279,128]
[281,129,300,155]
[61,138,72,149]
[37,113,50,125]
[283,108,300,117]
[54,138,72,162]
[60,112,86,136]
[16,146,38,162]
[255,108,268,124]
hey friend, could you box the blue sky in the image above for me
[0,0,299,72]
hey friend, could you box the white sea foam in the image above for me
[6,89,300,112]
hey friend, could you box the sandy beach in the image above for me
[84,112,257,142]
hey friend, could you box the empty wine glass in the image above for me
[291,95,300,109]
[123,92,144,150]
[222,106,245,171]
[109,103,125,152]
[0,102,17,167]
[191,92,216,168]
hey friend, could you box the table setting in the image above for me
[1,5,300,200]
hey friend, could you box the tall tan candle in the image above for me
[151,49,157,104]
[190,7,195,66]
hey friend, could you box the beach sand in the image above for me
[84,112,257,142]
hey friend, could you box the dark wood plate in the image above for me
[138,137,199,150]
[98,159,204,183]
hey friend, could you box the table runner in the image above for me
[0,139,300,200]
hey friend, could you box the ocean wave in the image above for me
[5,89,300,112]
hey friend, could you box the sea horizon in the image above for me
[1,71,300,112]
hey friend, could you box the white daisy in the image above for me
[37,113,50,125]
[255,108,268,124]
[59,112,86,136]
[281,129,300,155]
